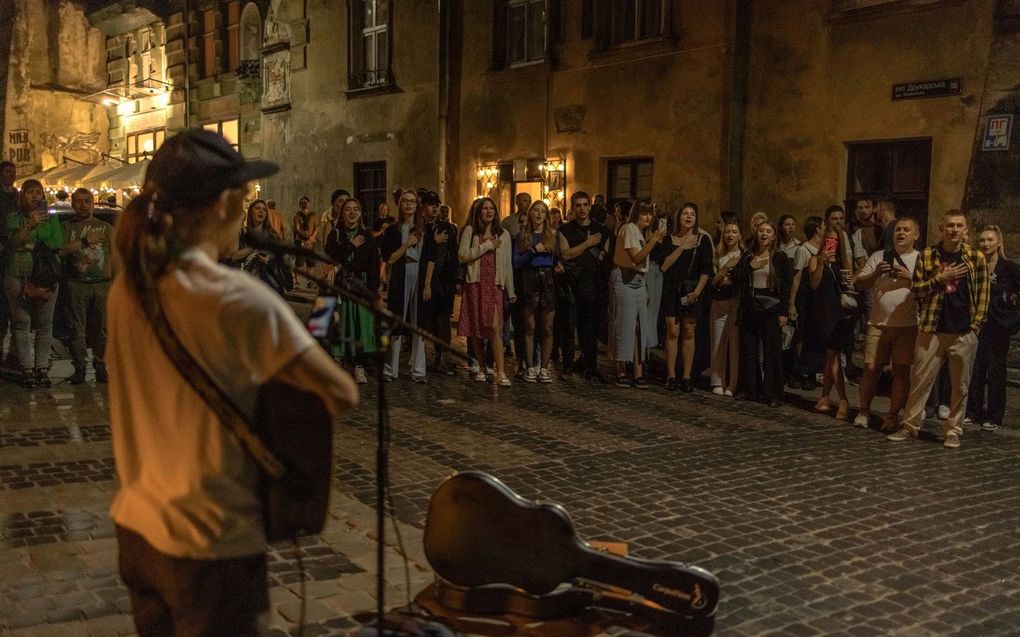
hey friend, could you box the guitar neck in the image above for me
[576,546,719,617]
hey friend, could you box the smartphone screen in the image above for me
[658,218,667,233]
[306,296,338,338]
[824,237,838,254]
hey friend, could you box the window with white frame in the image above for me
[508,0,546,66]
[202,119,240,150]
[610,0,663,45]
[350,0,391,90]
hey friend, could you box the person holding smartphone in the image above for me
[852,218,920,431]
[4,179,65,388]
[806,224,856,420]
[652,202,713,391]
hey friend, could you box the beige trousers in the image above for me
[901,330,978,437]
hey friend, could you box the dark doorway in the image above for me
[354,161,387,227]
[845,138,932,240]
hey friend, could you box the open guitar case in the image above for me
[405,471,718,637]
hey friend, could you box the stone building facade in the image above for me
[1,0,1015,246]
[0,0,109,176]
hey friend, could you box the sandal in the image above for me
[813,396,832,413]
[633,377,649,389]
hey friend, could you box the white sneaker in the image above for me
[852,413,869,428]
[712,386,724,396]
[469,362,480,374]
[497,374,512,387]
[937,405,950,420]
[354,366,368,384]
[524,367,538,383]
[485,366,494,377]
[943,433,961,449]
[724,389,733,397]
[981,422,999,431]
[962,416,973,426]
[473,371,487,382]
[537,368,552,383]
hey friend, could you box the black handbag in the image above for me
[148,296,333,544]
[751,288,781,311]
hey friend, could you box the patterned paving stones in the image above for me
[2,355,1020,635]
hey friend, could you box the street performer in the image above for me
[107,129,358,636]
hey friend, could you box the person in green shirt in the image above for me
[3,178,65,387]
[61,187,113,384]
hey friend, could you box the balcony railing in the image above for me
[348,69,393,92]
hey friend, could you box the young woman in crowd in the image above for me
[966,226,1020,431]
[732,220,791,407]
[709,221,743,396]
[609,199,666,388]
[777,214,801,260]
[743,211,769,251]
[790,215,824,389]
[807,224,856,420]
[231,199,293,296]
[292,195,318,277]
[653,202,713,391]
[379,190,427,382]
[324,197,381,385]
[458,197,515,387]
[4,179,64,387]
[512,200,557,383]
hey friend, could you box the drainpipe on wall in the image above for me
[727,0,751,215]
[183,0,192,128]
[437,0,450,201]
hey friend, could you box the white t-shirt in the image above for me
[859,249,919,327]
[615,222,648,273]
[793,241,818,272]
[779,239,800,261]
[107,249,317,559]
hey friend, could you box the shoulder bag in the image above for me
[148,297,333,543]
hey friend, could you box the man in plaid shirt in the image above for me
[888,210,989,448]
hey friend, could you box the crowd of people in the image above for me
[2,149,1018,449]
[255,185,1017,450]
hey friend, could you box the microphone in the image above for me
[245,230,338,266]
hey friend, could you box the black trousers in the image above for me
[967,323,1009,425]
[739,309,785,401]
[574,287,602,373]
[554,293,576,371]
[117,526,268,637]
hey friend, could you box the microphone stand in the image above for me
[259,241,468,636]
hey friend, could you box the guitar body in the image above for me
[424,471,719,618]
[255,381,333,543]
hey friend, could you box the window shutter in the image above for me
[592,0,609,51]
[548,0,563,44]
[492,0,509,70]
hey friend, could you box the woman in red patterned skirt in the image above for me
[458,196,516,386]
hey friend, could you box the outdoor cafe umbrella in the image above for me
[18,162,70,186]
[50,159,122,189]
[96,159,150,190]
[39,161,92,187]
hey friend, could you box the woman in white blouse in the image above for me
[608,199,666,388]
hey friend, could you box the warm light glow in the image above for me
[102,98,116,107]
[142,139,155,153]
[152,93,170,109]
[117,101,135,116]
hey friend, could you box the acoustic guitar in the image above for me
[423,471,719,618]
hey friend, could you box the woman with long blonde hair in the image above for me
[379,189,428,381]
[732,220,792,406]
[709,221,743,396]
[966,225,1020,431]
[513,200,558,382]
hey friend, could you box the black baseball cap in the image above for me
[421,190,441,206]
[145,129,278,205]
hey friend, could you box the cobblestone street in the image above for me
[2,356,1019,636]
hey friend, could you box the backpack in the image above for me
[29,241,63,289]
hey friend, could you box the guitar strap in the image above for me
[146,293,288,480]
